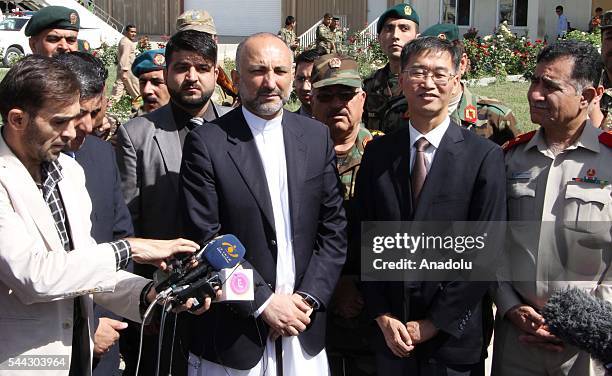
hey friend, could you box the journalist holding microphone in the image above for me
[0,55,214,376]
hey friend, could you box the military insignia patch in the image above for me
[82,40,90,51]
[587,168,596,178]
[153,53,166,66]
[329,58,342,69]
[404,5,412,16]
[69,12,78,25]
[438,33,447,40]
[464,104,477,123]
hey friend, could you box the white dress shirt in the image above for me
[408,116,451,173]
[188,107,328,376]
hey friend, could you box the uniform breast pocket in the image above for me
[563,183,611,234]
[507,180,536,221]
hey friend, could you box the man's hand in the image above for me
[506,304,564,352]
[332,276,364,319]
[127,238,200,269]
[146,286,221,315]
[406,319,439,344]
[262,293,311,339]
[375,314,414,358]
[93,318,128,357]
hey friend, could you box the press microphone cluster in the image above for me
[154,234,246,310]
[542,288,612,370]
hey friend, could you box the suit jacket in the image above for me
[0,136,149,376]
[356,122,506,365]
[75,135,133,376]
[180,107,347,370]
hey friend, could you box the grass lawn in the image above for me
[469,80,537,134]
[2,65,535,135]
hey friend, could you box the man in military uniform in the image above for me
[422,23,519,145]
[331,17,344,52]
[131,48,170,116]
[278,15,299,53]
[310,53,375,376]
[363,3,419,134]
[493,40,611,376]
[25,5,80,57]
[316,13,336,54]
[111,24,140,100]
[598,10,612,131]
[176,9,238,106]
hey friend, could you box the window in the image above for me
[498,0,528,27]
[440,0,472,26]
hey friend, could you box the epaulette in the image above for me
[502,130,536,152]
[599,131,612,147]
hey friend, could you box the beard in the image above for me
[168,84,214,110]
[240,85,290,117]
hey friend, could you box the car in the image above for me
[0,12,33,67]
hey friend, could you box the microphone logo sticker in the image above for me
[223,242,240,258]
[230,272,250,295]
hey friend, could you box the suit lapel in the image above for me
[391,128,413,219]
[226,109,276,232]
[58,155,89,248]
[282,111,306,238]
[413,123,464,218]
[0,139,64,251]
[153,106,182,178]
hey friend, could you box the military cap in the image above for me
[311,53,361,89]
[176,9,217,35]
[601,10,612,30]
[376,3,419,34]
[421,23,460,42]
[77,39,90,53]
[132,48,166,77]
[25,6,80,37]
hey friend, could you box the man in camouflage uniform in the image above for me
[278,15,299,53]
[599,10,612,131]
[422,23,519,145]
[331,17,344,52]
[316,13,336,54]
[311,53,376,376]
[363,4,419,134]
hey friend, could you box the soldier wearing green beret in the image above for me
[25,5,80,57]
[421,23,519,145]
[310,53,376,376]
[363,3,419,134]
[316,13,337,54]
[131,48,170,115]
[599,10,612,131]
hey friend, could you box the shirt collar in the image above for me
[39,160,63,201]
[408,116,451,149]
[242,106,283,134]
[527,120,600,154]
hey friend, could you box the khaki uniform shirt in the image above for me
[316,24,336,54]
[363,64,407,134]
[496,123,612,317]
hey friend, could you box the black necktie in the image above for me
[411,137,430,204]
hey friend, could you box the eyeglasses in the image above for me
[315,90,359,103]
[403,68,456,86]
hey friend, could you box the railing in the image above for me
[358,17,379,48]
[76,0,124,32]
[298,19,322,49]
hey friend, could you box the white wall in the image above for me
[541,0,592,40]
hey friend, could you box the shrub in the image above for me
[563,29,601,48]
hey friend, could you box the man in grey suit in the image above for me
[115,29,230,376]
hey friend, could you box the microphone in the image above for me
[542,288,612,369]
[155,234,246,291]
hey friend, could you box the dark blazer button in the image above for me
[270,240,277,247]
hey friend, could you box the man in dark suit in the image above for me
[180,32,347,375]
[115,30,231,376]
[56,52,134,376]
[356,37,506,375]
[293,49,321,118]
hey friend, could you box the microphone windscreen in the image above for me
[202,234,245,270]
[542,288,612,364]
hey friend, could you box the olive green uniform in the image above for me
[337,126,373,200]
[363,63,408,134]
[316,23,336,54]
[599,88,612,132]
[451,86,519,146]
[278,27,297,49]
